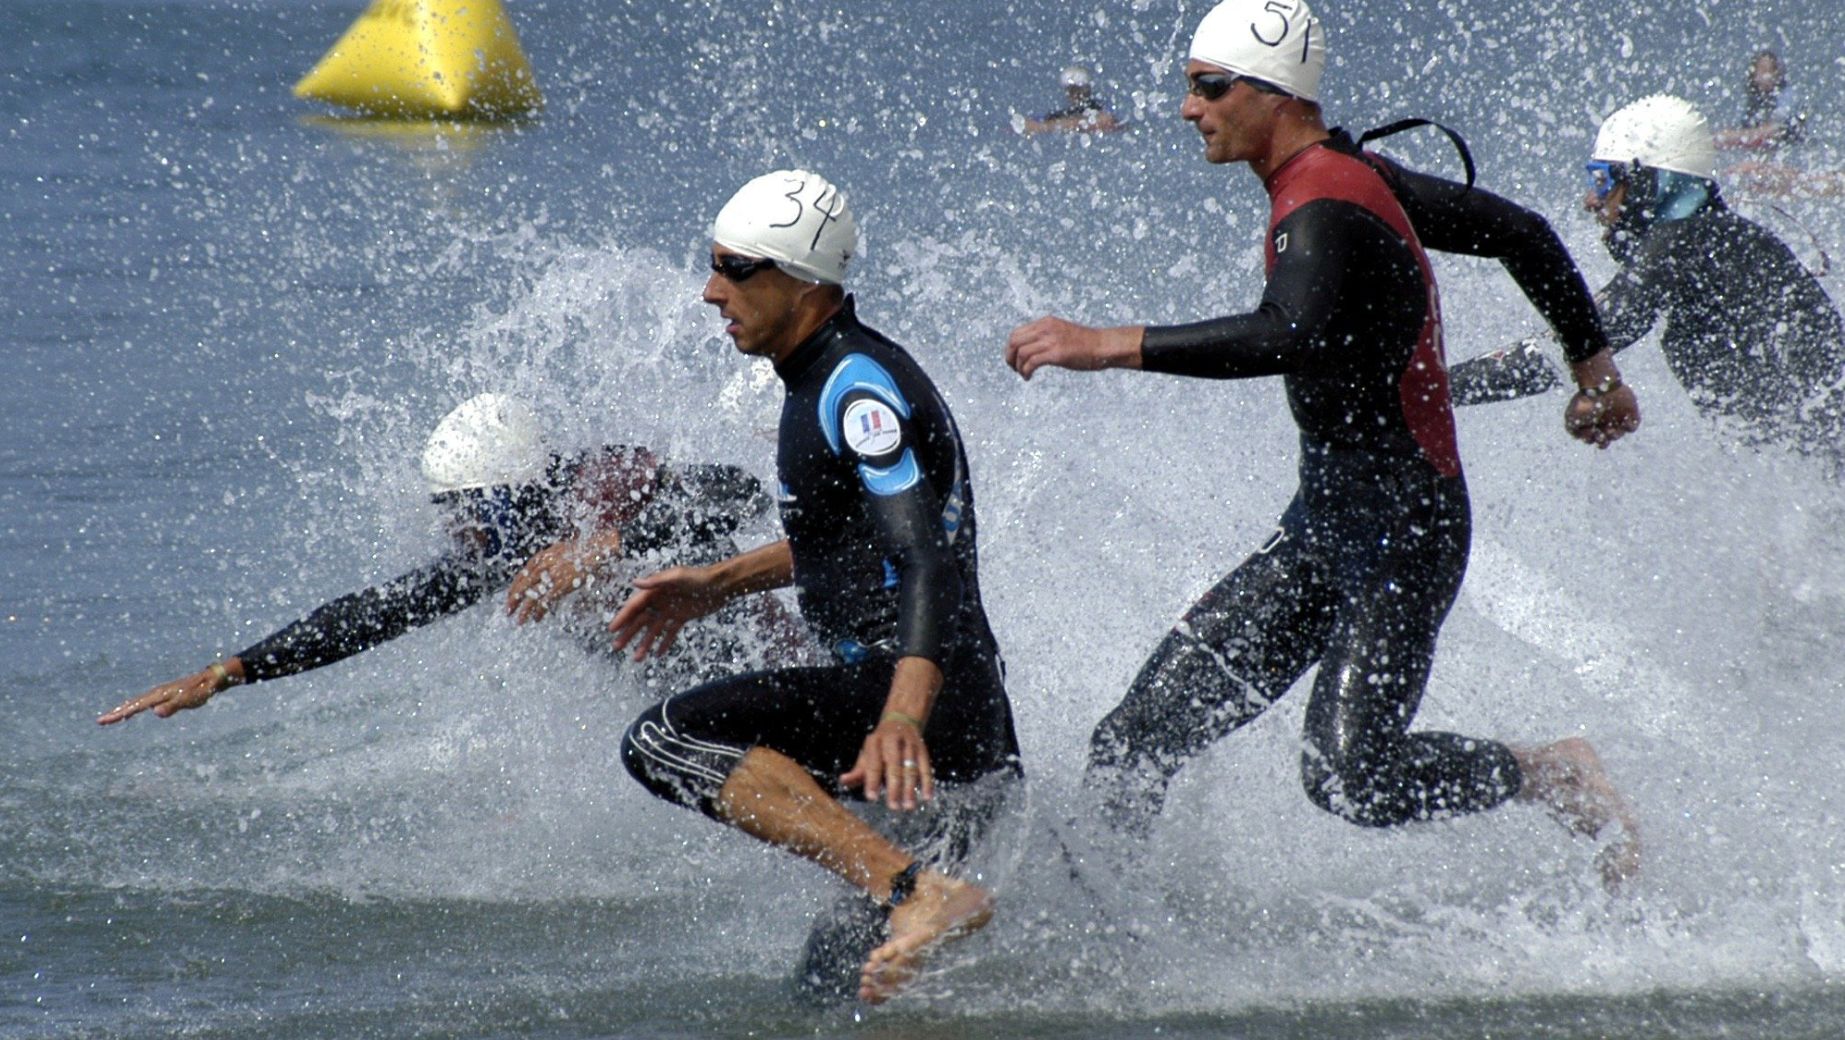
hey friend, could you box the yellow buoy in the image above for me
[293,0,542,120]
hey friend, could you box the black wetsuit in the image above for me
[1451,198,1845,465]
[622,298,1020,813]
[236,448,768,682]
[1088,138,1526,835]
[620,299,1020,1003]
[1041,96,1103,122]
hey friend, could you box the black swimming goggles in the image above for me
[1187,71,1291,102]
[710,253,778,283]
[1584,160,1630,203]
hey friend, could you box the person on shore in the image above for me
[610,170,1022,1003]
[1004,0,1640,889]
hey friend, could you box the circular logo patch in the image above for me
[842,399,903,456]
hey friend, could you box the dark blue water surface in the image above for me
[5,1,1845,1037]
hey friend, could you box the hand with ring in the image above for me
[843,711,934,811]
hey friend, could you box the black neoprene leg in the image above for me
[1085,525,1336,834]
[1297,492,1520,826]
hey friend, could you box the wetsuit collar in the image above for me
[774,295,858,383]
[1261,134,1335,194]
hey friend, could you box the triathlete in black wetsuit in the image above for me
[1007,0,1638,888]
[620,297,1020,813]
[1451,95,1845,470]
[99,400,772,724]
[608,170,1014,1004]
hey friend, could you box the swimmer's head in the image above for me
[421,393,551,559]
[711,170,857,286]
[1060,65,1094,92]
[1188,0,1326,103]
[1588,96,1718,257]
[1749,49,1785,95]
[1592,94,1717,181]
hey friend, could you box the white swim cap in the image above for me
[420,393,549,494]
[711,170,857,285]
[1189,0,1326,103]
[1592,95,1718,180]
[1060,64,1094,89]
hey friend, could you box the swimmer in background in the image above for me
[1715,50,1807,153]
[1713,50,1845,198]
[99,393,787,724]
[1020,65,1125,135]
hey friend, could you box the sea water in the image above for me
[5,1,1845,1037]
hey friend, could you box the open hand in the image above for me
[1004,316,1141,380]
[505,542,589,625]
[842,716,934,811]
[608,566,723,661]
[98,664,236,725]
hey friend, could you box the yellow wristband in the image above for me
[209,662,239,688]
[881,710,925,731]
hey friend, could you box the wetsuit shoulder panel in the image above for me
[818,352,924,497]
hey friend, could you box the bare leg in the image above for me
[1513,737,1641,891]
[715,747,993,1003]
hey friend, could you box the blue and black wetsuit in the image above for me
[236,448,767,682]
[620,298,1021,1003]
[1087,139,1523,834]
[622,297,1020,815]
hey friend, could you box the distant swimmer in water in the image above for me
[1715,50,1807,154]
[1451,96,1845,474]
[99,393,786,724]
[1712,50,1844,198]
[611,171,1021,1005]
[1006,0,1640,890]
[1020,64,1125,135]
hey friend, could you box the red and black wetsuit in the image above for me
[1087,140,1522,833]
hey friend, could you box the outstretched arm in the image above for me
[1382,160,1640,446]
[98,558,492,724]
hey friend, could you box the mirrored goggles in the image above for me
[1585,160,1629,202]
[709,253,778,283]
[1187,71,1290,101]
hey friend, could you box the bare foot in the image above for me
[858,872,994,1005]
[1514,737,1642,892]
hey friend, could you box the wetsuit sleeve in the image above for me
[1448,337,1566,406]
[1595,238,1674,354]
[234,556,501,682]
[1141,200,1397,378]
[822,360,962,663]
[621,464,770,556]
[1379,159,1610,364]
